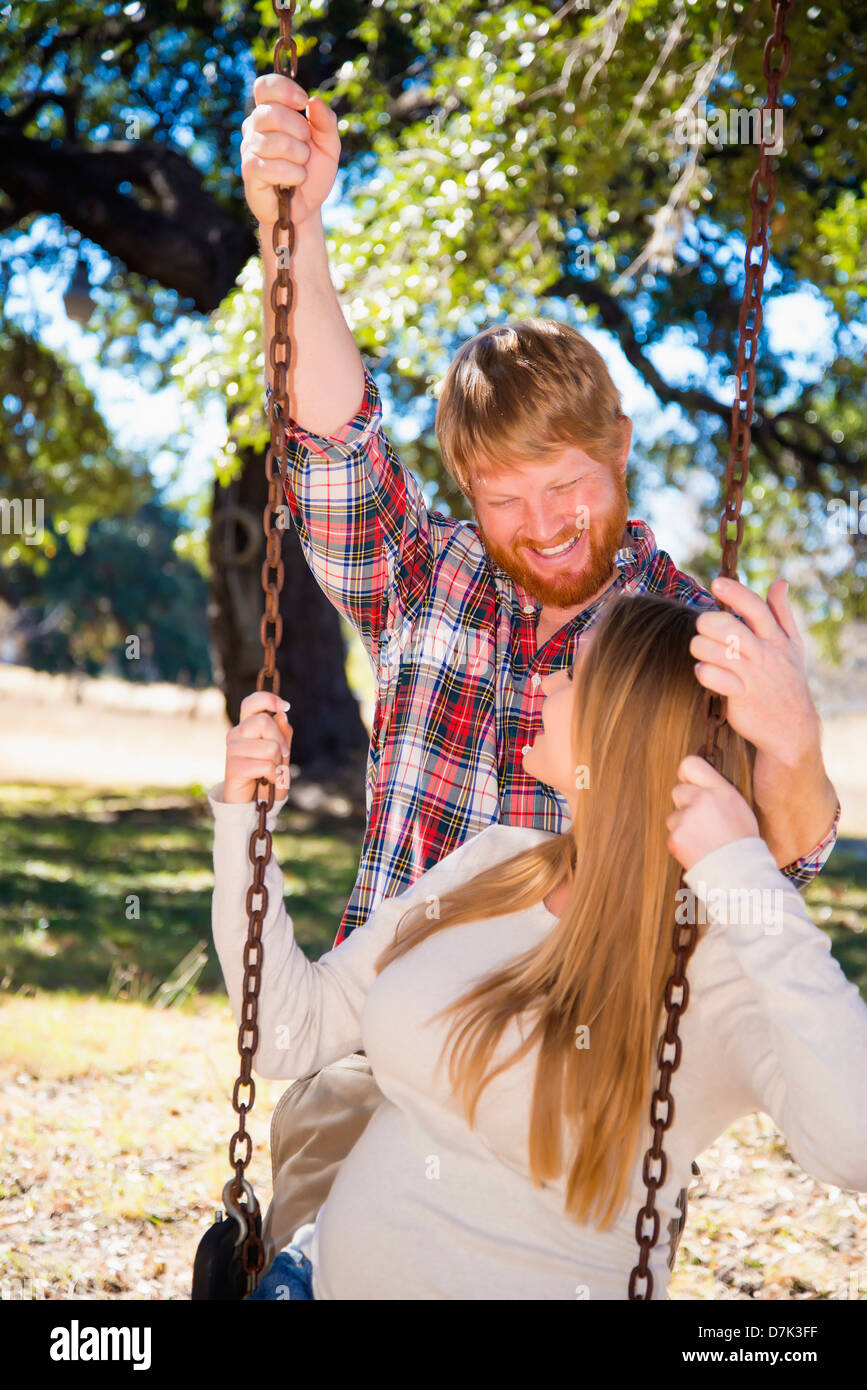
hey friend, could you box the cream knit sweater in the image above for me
[209,784,867,1300]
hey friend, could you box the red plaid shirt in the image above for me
[267,364,838,942]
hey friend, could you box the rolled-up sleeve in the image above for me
[779,799,841,890]
[264,365,435,662]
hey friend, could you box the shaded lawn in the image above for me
[802,838,867,996]
[0,784,366,997]
[0,784,864,999]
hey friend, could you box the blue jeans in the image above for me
[247,1246,315,1300]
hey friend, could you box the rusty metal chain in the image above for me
[225,0,299,1295]
[628,0,795,1299]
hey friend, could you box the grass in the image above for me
[0,783,863,1001]
[0,990,293,1298]
[0,783,366,998]
[802,837,867,996]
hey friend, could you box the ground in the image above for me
[2,993,865,1301]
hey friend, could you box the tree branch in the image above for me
[0,118,256,312]
[545,270,849,488]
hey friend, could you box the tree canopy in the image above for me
[2,0,865,666]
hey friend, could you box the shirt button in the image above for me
[530,673,542,688]
[522,605,535,615]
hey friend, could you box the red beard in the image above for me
[476,481,629,608]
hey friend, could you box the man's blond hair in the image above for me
[435,318,630,498]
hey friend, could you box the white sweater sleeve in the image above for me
[684,836,867,1192]
[208,783,495,1080]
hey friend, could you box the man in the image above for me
[237,72,840,1275]
[241,74,839,945]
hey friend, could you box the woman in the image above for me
[209,594,867,1300]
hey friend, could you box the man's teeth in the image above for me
[532,532,582,557]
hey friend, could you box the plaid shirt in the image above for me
[266,364,838,943]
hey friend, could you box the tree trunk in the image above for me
[208,442,369,784]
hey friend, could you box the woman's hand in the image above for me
[224,692,293,804]
[667,755,760,872]
[241,73,341,229]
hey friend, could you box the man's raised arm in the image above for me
[240,73,438,654]
[258,213,364,434]
[242,71,364,432]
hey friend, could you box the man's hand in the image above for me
[689,576,838,868]
[241,74,341,229]
[690,576,818,764]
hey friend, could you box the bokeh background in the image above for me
[1,0,865,1300]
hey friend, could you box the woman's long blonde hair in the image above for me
[374,594,756,1229]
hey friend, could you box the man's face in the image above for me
[469,440,630,608]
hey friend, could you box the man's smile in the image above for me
[523,531,585,563]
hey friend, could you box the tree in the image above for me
[0,0,371,775]
[261,0,863,639]
[1,1,864,771]
[1,497,214,684]
[208,434,372,774]
[194,0,867,644]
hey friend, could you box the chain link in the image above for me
[628,0,795,1298]
[225,0,299,1295]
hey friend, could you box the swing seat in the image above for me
[263,1052,383,1268]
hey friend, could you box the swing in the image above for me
[191,0,796,1301]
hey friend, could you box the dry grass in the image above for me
[1,993,864,1301]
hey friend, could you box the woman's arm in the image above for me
[209,774,496,1080]
[211,781,374,1077]
[685,835,867,1192]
